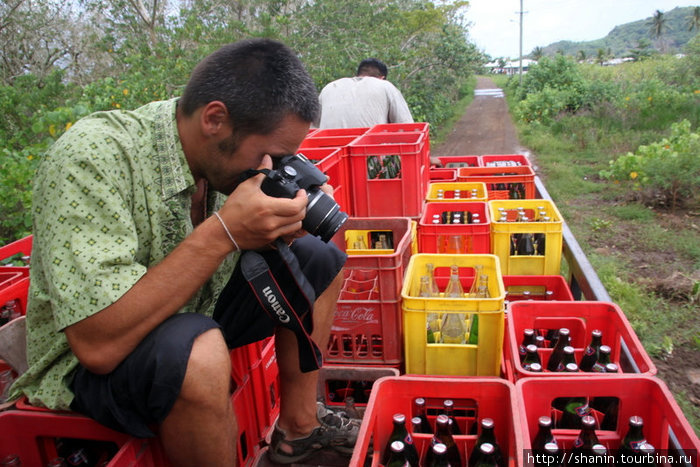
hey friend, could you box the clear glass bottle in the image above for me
[444,265,464,298]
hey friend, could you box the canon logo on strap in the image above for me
[262,286,290,323]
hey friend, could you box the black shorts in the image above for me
[70,235,346,437]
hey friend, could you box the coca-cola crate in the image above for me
[488,199,563,276]
[507,301,657,379]
[316,364,400,413]
[304,146,352,216]
[516,375,700,465]
[503,275,575,305]
[0,271,23,292]
[0,410,132,466]
[350,375,524,467]
[418,202,491,254]
[347,132,429,218]
[434,155,480,168]
[457,165,536,200]
[480,154,531,167]
[229,337,272,386]
[401,254,505,376]
[428,167,457,182]
[249,337,280,442]
[426,182,488,202]
[327,217,414,365]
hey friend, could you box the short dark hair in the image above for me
[180,39,319,137]
[356,58,388,78]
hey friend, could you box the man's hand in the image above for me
[218,155,308,250]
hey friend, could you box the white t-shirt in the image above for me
[317,76,414,128]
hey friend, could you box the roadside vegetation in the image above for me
[0,0,483,244]
[495,36,700,432]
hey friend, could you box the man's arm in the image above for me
[386,83,414,124]
[65,162,307,374]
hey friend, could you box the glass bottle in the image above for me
[468,265,485,297]
[0,455,21,466]
[591,444,610,467]
[570,415,600,457]
[467,311,480,345]
[413,397,432,434]
[522,344,542,370]
[546,328,571,372]
[440,312,466,344]
[444,265,464,298]
[382,413,420,467]
[355,234,368,250]
[426,263,440,296]
[427,443,450,467]
[424,415,461,467]
[560,346,577,371]
[579,330,603,372]
[529,362,543,372]
[619,416,647,459]
[468,418,505,467]
[442,399,461,435]
[420,276,434,297]
[472,442,499,467]
[516,232,536,256]
[385,440,411,467]
[536,442,563,467]
[559,394,591,429]
[519,329,537,362]
[591,345,613,373]
[532,416,557,456]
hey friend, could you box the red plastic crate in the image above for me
[312,146,352,216]
[0,271,23,292]
[249,337,280,442]
[317,364,400,412]
[328,217,414,365]
[0,277,29,316]
[299,134,360,150]
[503,275,574,305]
[480,154,531,167]
[435,155,480,168]
[516,375,700,464]
[507,301,657,379]
[417,201,491,254]
[0,235,32,279]
[313,127,369,138]
[367,122,430,135]
[457,165,536,200]
[350,376,524,467]
[428,167,457,182]
[0,410,132,467]
[347,132,429,218]
[231,376,261,466]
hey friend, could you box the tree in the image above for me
[596,48,607,65]
[650,9,668,53]
[576,50,587,62]
[531,46,544,60]
[688,6,700,32]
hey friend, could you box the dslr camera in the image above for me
[248,153,348,243]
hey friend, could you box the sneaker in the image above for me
[267,402,361,464]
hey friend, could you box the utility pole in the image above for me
[518,0,524,85]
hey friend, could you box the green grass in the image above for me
[431,76,476,148]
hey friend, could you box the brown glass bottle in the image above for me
[382,413,420,466]
[468,418,505,467]
[424,415,461,467]
[546,328,571,372]
[579,330,603,372]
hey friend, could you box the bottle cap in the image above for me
[581,415,596,427]
[393,413,406,424]
[481,417,494,429]
[544,442,559,454]
[432,443,447,455]
[629,415,644,427]
[390,440,405,453]
[600,345,611,354]
[480,443,495,455]
[565,362,579,372]
[605,363,619,373]
[538,416,553,427]
[526,344,538,353]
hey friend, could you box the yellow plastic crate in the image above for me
[344,229,394,255]
[410,220,418,256]
[488,199,563,275]
[401,253,505,376]
[426,182,488,202]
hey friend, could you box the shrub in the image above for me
[600,120,700,211]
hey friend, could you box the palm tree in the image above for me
[531,46,544,61]
[650,10,666,39]
[577,50,587,62]
[596,48,607,66]
[688,6,700,32]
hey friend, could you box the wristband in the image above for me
[213,211,240,251]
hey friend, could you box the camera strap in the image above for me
[240,238,323,373]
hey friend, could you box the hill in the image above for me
[536,6,699,58]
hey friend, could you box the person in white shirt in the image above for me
[317,58,413,129]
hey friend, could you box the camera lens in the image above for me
[303,188,348,242]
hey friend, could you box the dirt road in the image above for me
[433,76,522,157]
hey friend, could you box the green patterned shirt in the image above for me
[11,98,238,409]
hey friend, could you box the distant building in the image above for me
[485,59,537,75]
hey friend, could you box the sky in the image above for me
[465,0,700,58]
